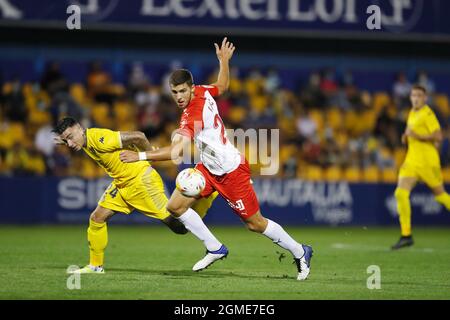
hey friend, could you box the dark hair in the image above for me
[169,69,193,87]
[411,84,427,94]
[52,117,78,134]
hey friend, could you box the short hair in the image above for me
[411,84,427,94]
[169,69,193,87]
[52,117,78,135]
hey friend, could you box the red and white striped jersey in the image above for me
[176,85,241,176]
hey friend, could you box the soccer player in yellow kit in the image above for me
[53,117,216,273]
[392,85,450,249]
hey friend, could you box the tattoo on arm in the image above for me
[120,131,152,151]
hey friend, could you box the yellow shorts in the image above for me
[399,163,443,188]
[99,167,171,220]
[192,191,219,218]
[98,167,218,220]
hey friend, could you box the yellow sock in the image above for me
[435,192,450,211]
[395,188,412,237]
[87,219,108,267]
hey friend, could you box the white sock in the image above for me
[262,219,304,259]
[177,208,222,252]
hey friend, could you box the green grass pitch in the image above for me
[0,225,449,299]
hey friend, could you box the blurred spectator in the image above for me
[40,62,69,97]
[300,72,326,109]
[296,109,317,143]
[128,62,150,94]
[393,72,412,108]
[161,60,182,97]
[3,78,27,122]
[35,123,55,158]
[320,68,339,107]
[87,61,116,105]
[1,60,449,181]
[265,67,281,94]
[416,70,436,95]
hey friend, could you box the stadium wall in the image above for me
[1,177,448,226]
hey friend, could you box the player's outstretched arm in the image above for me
[119,134,191,163]
[120,131,152,151]
[211,37,235,95]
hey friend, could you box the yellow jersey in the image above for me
[404,105,441,167]
[83,128,150,187]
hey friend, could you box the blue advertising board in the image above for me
[1,177,449,226]
[0,0,449,41]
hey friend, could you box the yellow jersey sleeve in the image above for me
[425,111,441,133]
[87,128,122,153]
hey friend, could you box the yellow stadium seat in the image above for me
[116,121,136,132]
[22,83,34,98]
[381,167,398,183]
[373,92,390,114]
[344,166,362,183]
[228,107,247,124]
[114,101,134,122]
[326,107,342,130]
[280,145,297,163]
[9,123,26,145]
[91,103,113,128]
[434,94,449,117]
[324,166,343,182]
[250,95,268,112]
[309,109,324,132]
[442,167,450,184]
[70,83,87,105]
[229,78,242,94]
[304,165,324,181]
[245,79,261,96]
[363,165,380,183]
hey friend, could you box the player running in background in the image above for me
[392,85,450,250]
[53,117,216,273]
[120,37,313,281]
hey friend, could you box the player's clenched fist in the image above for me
[120,150,139,163]
[214,37,235,62]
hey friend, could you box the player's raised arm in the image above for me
[211,37,235,95]
[119,133,191,163]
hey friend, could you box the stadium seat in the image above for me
[343,166,362,183]
[304,165,323,181]
[308,109,324,132]
[9,123,26,145]
[326,107,343,130]
[381,167,398,183]
[250,95,268,113]
[114,101,134,122]
[434,94,449,117]
[324,166,343,181]
[442,167,450,184]
[362,166,380,183]
[70,83,87,105]
[91,103,112,127]
[373,92,390,114]
[228,107,247,124]
[229,78,242,94]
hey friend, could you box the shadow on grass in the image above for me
[106,267,295,280]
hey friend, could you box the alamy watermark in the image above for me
[171,122,280,176]
[366,265,381,290]
[66,265,81,290]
